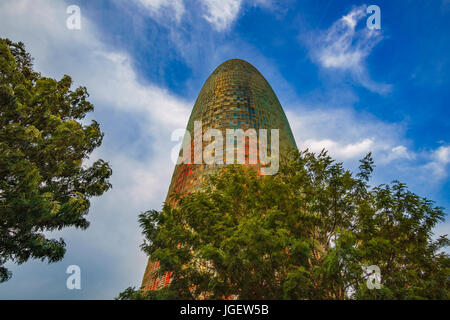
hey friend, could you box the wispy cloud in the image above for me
[0,0,191,298]
[134,0,186,22]
[286,106,410,164]
[305,5,391,94]
[199,0,243,31]
[384,145,416,163]
[132,0,244,31]
[303,138,374,160]
[424,145,450,179]
[288,105,449,185]
[131,0,275,32]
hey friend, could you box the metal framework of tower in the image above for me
[140,59,297,292]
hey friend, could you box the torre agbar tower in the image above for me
[141,59,297,291]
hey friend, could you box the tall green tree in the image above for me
[0,39,112,282]
[120,150,449,300]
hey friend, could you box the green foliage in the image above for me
[0,39,112,282]
[121,149,449,300]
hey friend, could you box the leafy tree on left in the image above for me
[0,38,112,282]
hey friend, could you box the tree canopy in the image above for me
[0,38,112,282]
[119,150,449,300]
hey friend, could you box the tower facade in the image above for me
[141,59,297,291]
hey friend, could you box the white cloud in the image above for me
[424,145,450,179]
[287,105,449,186]
[303,138,373,160]
[134,0,186,22]
[199,0,243,31]
[383,145,415,162]
[306,5,391,94]
[131,0,245,31]
[89,51,190,129]
[286,107,409,164]
[0,0,191,298]
[436,146,450,163]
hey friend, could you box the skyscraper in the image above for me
[141,59,297,291]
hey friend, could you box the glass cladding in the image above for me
[141,59,297,291]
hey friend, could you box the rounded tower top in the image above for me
[166,58,297,197]
[210,58,261,75]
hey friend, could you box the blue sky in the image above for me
[0,0,449,299]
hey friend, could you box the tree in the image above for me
[119,150,449,300]
[0,38,112,282]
